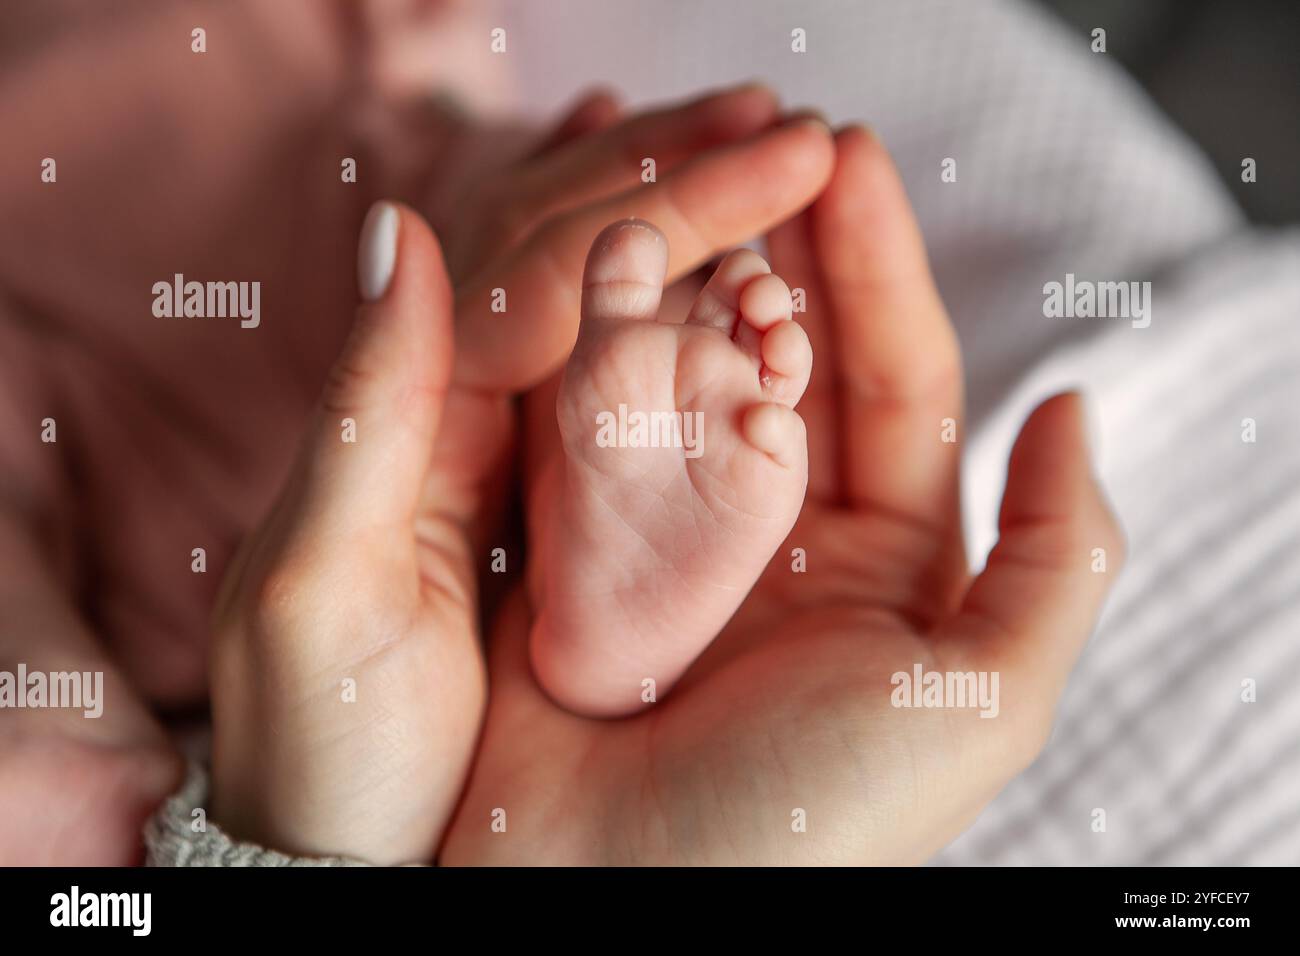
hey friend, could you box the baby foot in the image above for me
[531,219,812,716]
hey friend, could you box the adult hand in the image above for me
[208,204,481,865]
[439,128,1125,865]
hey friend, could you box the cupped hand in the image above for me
[438,127,1125,865]
[208,204,484,864]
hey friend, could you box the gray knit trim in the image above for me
[144,762,370,867]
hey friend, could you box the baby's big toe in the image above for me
[579,218,669,328]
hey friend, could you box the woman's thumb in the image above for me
[288,201,454,538]
[951,392,1125,698]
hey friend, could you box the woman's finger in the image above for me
[455,117,836,391]
[810,126,965,586]
[765,209,838,502]
[498,83,778,244]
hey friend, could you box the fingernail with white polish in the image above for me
[358,201,400,302]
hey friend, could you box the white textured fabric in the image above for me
[499,0,1300,864]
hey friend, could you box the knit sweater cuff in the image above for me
[143,761,370,867]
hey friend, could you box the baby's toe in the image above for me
[684,248,769,333]
[759,317,812,406]
[738,272,793,332]
[742,401,807,469]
